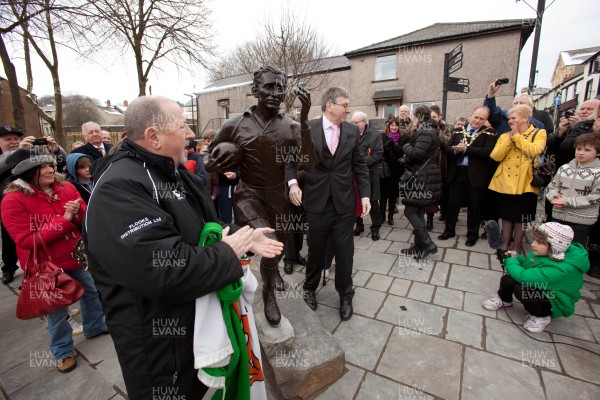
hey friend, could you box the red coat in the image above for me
[1,175,86,272]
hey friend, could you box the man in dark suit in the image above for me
[71,121,112,160]
[438,106,497,246]
[289,87,370,321]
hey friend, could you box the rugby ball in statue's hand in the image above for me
[205,142,243,172]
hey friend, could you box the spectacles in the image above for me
[331,102,350,110]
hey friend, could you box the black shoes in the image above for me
[1,271,15,284]
[439,214,446,221]
[353,224,365,236]
[283,262,294,275]
[296,255,308,265]
[413,228,437,260]
[426,214,434,231]
[304,291,317,311]
[465,238,478,247]
[340,299,353,321]
[371,230,380,241]
[388,215,394,225]
[263,289,281,326]
[438,231,455,240]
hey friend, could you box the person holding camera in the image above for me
[484,79,545,136]
[482,222,589,333]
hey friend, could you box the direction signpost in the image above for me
[442,44,469,117]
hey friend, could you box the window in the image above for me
[375,54,396,81]
[585,80,594,100]
[410,102,435,114]
[383,104,396,119]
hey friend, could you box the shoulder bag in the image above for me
[398,156,433,191]
[16,232,85,320]
[529,129,555,187]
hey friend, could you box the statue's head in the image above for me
[252,65,286,112]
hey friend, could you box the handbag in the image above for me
[16,232,85,320]
[529,130,555,187]
[379,161,392,179]
[399,156,433,191]
[72,237,88,271]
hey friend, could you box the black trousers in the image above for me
[1,221,18,274]
[356,198,381,231]
[498,275,552,317]
[304,197,354,300]
[445,167,484,240]
[283,203,305,263]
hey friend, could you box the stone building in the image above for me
[195,19,535,134]
[0,76,42,135]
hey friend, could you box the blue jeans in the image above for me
[47,268,106,361]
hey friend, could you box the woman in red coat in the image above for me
[1,148,107,373]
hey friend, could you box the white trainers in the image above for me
[44,308,82,331]
[482,296,513,311]
[322,269,329,278]
[68,308,80,318]
[68,316,84,336]
[524,314,551,333]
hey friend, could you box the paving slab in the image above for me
[431,235,458,248]
[333,315,392,370]
[315,364,365,400]
[407,282,435,303]
[542,371,600,400]
[355,237,374,250]
[385,227,413,242]
[448,264,503,296]
[485,318,560,371]
[586,317,600,343]
[433,287,464,310]
[456,237,496,254]
[352,270,372,287]
[429,262,450,286]
[368,239,392,253]
[573,299,595,318]
[389,278,411,297]
[462,348,545,400]
[356,373,434,400]
[353,249,397,275]
[463,292,497,318]
[377,295,447,336]
[468,251,490,269]
[365,274,393,292]
[445,309,483,349]
[315,304,341,334]
[389,256,434,283]
[544,314,594,342]
[553,334,600,385]
[444,248,471,265]
[377,329,462,400]
[352,287,387,318]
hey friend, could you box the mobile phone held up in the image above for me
[495,78,509,85]
[32,138,48,146]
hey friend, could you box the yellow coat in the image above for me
[488,125,547,195]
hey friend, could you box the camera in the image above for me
[32,138,48,146]
[495,78,510,85]
[563,109,575,118]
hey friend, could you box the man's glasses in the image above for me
[331,102,350,110]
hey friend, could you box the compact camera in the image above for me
[495,78,510,85]
[32,138,48,146]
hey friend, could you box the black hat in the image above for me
[0,126,24,137]
[6,148,55,176]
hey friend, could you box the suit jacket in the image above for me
[299,118,370,215]
[445,127,497,188]
[71,142,112,161]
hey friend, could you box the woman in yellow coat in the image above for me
[489,104,547,253]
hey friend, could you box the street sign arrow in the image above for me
[447,52,463,67]
[445,83,470,93]
[447,60,462,75]
[445,77,470,86]
[448,44,462,59]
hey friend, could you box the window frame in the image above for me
[375,53,397,81]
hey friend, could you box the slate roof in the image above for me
[344,19,535,57]
[560,46,600,66]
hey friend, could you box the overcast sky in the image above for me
[6,0,599,106]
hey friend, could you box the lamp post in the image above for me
[184,93,196,137]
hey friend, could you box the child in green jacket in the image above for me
[482,222,589,333]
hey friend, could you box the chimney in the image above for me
[106,99,111,107]
[124,100,128,107]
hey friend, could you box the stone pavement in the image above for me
[2,203,600,399]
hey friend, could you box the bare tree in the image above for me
[207,5,332,112]
[89,0,215,96]
[62,94,103,127]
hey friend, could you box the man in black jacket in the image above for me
[290,87,370,321]
[438,106,497,246]
[71,121,112,160]
[85,96,283,400]
[351,111,383,240]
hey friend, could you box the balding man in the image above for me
[71,121,111,160]
[484,80,545,135]
[85,96,282,399]
[351,111,383,240]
